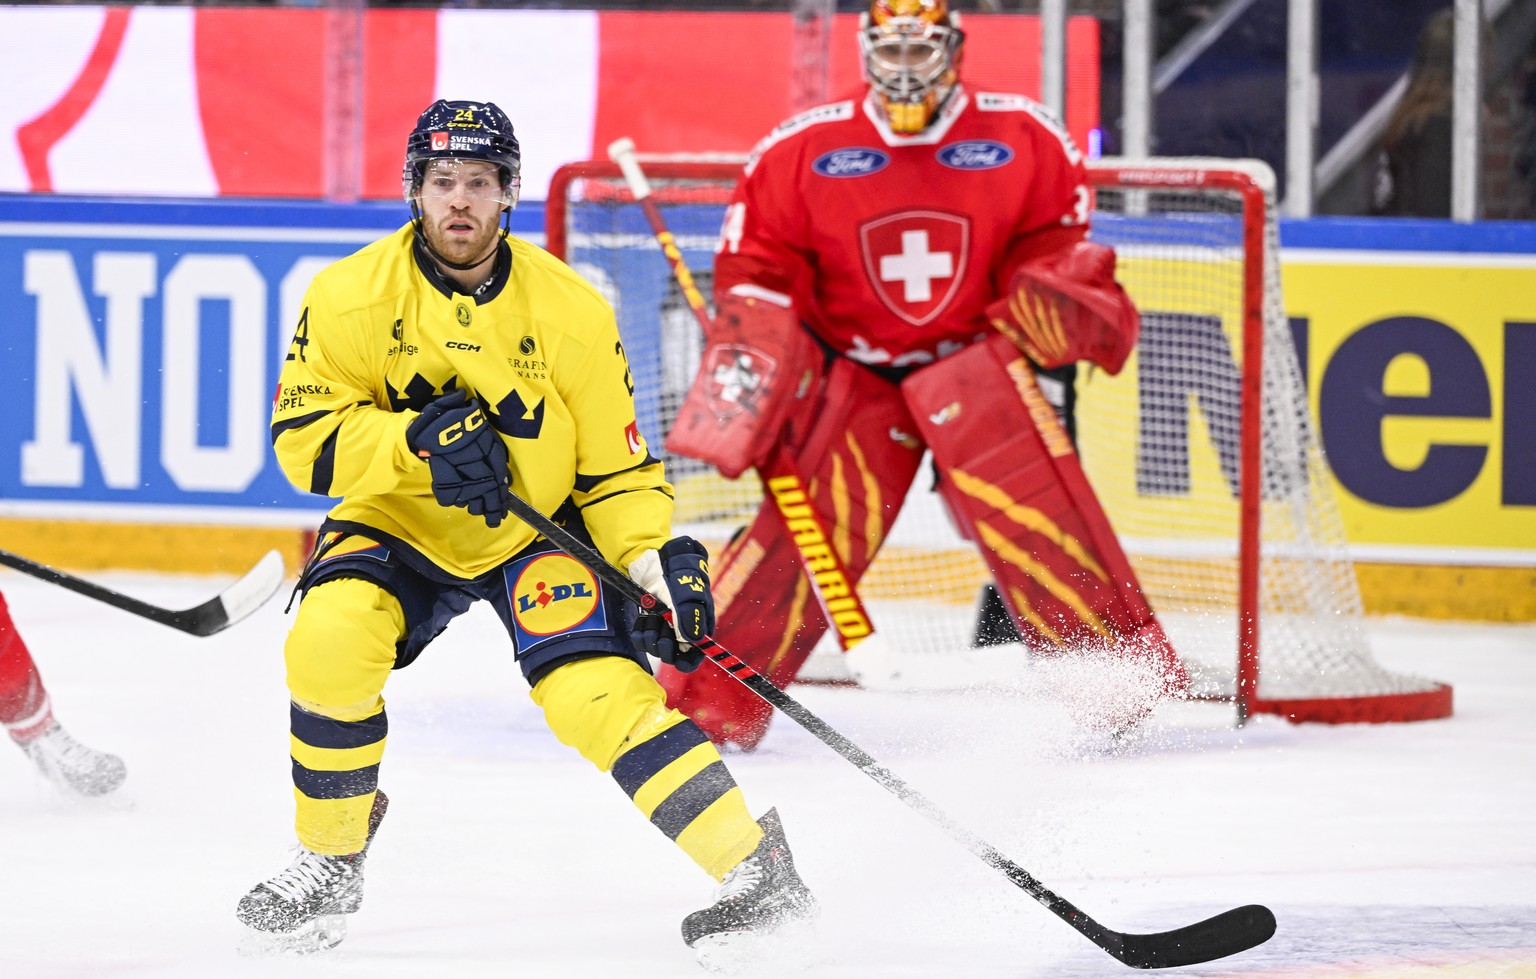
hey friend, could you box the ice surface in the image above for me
[1,568,1532,978]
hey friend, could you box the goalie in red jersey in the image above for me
[659,0,1189,750]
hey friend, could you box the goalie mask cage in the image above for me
[546,155,1452,725]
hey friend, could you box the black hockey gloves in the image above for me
[405,389,513,528]
[627,536,715,673]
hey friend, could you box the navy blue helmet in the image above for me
[402,99,521,207]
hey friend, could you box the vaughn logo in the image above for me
[812,148,889,178]
[936,141,1013,171]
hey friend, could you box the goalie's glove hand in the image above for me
[627,536,714,673]
[992,277,1072,369]
[405,389,513,528]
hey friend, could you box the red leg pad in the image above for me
[658,360,926,748]
[902,335,1188,698]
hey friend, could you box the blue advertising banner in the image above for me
[0,196,544,526]
[1,196,1532,571]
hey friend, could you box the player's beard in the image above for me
[423,212,501,270]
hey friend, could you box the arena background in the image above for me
[0,5,1531,623]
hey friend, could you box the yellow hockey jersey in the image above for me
[271,224,674,580]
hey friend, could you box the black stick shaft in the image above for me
[0,548,198,628]
[0,547,282,637]
[503,491,1274,968]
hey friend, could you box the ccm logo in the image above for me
[445,341,482,352]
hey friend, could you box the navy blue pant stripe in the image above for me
[610,720,707,799]
[291,759,380,800]
[290,702,387,750]
[649,761,736,841]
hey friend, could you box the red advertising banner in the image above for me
[2,7,1100,201]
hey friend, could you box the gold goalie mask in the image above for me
[860,0,965,134]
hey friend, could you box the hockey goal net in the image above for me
[545,155,1452,724]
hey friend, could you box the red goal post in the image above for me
[545,154,1453,725]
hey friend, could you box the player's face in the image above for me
[417,159,506,267]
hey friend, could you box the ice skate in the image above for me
[15,722,126,797]
[683,808,819,974]
[237,790,387,954]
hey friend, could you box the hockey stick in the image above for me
[0,547,286,638]
[503,489,1276,969]
[607,137,876,654]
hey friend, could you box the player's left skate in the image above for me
[682,808,819,973]
[236,790,387,954]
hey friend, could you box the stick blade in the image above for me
[1112,904,1277,970]
[181,549,286,637]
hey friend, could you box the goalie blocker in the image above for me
[665,290,823,479]
[905,334,1189,704]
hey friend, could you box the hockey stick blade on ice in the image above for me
[502,491,1276,968]
[0,548,286,638]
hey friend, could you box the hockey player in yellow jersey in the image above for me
[237,100,816,967]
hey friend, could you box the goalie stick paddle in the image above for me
[606,136,878,659]
[0,547,286,638]
[502,489,1277,969]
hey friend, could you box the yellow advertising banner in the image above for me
[1283,254,1536,561]
[1075,246,1535,622]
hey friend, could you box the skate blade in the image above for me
[691,917,821,976]
[237,914,348,956]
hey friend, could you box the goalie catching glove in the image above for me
[986,239,1140,375]
[405,389,514,528]
[627,537,715,673]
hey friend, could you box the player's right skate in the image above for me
[14,721,126,797]
[236,790,387,954]
[682,808,819,973]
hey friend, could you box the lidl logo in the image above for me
[509,553,604,640]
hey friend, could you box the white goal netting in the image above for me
[547,155,1451,723]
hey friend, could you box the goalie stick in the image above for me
[503,488,1276,969]
[0,547,285,638]
[607,136,878,656]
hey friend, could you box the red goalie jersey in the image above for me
[715,86,1101,370]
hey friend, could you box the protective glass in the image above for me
[860,20,959,100]
[415,159,514,205]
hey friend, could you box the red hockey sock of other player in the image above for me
[0,590,53,742]
[659,361,925,749]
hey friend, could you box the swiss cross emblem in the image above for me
[703,344,773,419]
[859,211,970,327]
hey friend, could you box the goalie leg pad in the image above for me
[659,360,926,749]
[902,334,1188,698]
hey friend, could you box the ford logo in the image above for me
[811,148,890,178]
[936,141,1014,171]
